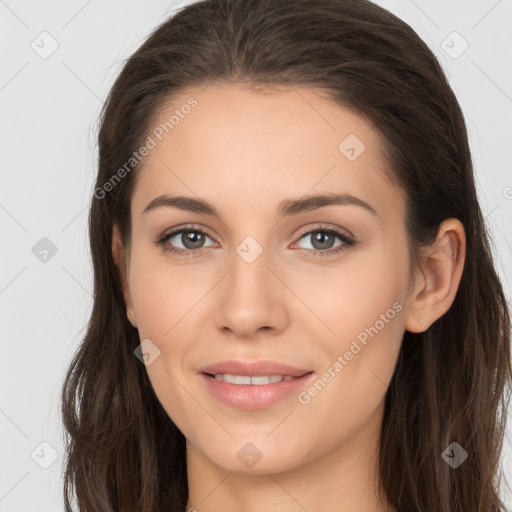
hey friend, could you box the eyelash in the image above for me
[155,223,357,259]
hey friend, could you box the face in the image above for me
[117,82,414,474]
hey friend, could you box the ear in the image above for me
[112,223,138,328]
[405,218,466,333]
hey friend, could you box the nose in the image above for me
[212,240,289,338]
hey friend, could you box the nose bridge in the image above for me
[235,233,266,267]
[213,231,286,335]
[229,233,270,297]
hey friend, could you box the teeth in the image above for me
[213,374,296,385]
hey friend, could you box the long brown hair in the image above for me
[60,0,512,510]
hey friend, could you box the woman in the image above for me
[60,0,512,511]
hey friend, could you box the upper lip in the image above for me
[200,360,313,378]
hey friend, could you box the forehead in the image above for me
[130,82,401,220]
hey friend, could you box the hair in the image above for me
[60,0,512,510]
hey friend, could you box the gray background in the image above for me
[0,0,511,510]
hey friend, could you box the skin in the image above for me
[112,82,466,512]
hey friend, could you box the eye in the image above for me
[155,223,357,258]
[155,225,216,258]
[292,225,356,258]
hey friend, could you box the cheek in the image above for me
[292,256,407,452]
[130,275,172,337]
[309,239,409,387]
[128,246,205,338]
[127,249,203,428]
[314,243,408,340]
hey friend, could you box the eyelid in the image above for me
[156,222,357,258]
[159,222,353,245]
[293,223,354,241]
[161,223,218,241]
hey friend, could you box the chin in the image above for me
[193,436,308,475]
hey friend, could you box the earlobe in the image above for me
[112,223,138,328]
[404,218,466,333]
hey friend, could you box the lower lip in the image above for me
[200,372,314,410]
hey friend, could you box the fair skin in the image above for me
[112,83,465,512]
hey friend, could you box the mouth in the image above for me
[200,370,315,410]
[199,359,313,378]
[203,373,309,385]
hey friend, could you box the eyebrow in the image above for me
[142,193,378,218]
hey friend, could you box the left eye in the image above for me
[160,229,216,252]
[156,225,356,258]
[295,229,345,251]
